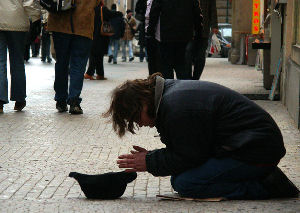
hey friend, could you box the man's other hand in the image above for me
[117,146,148,172]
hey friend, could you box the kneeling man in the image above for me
[105,73,298,199]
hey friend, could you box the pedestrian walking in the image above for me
[121,9,137,62]
[107,4,125,64]
[0,0,41,113]
[147,0,203,79]
[84,1,123,80]
[186,0,218,80]
[47,0,100,114]
[41,11,52,63]
[105,73,299,200]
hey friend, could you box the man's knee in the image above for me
[171,175,204,197]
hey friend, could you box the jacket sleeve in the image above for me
[209,0,218,29]
[23,0,41,22]
[145,111,213,176]
[147,0,161,37]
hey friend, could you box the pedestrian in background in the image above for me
[47,0,100,114]
[41,11,52,63]
[107,4,125,65]
[0,0,41,113]
[84,1,123,80]
[186,0,218,80]
[121,9,137,62]
[147,0,203,79]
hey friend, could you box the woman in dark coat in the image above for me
[84,0,123,80]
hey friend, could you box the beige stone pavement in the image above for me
[0,57,299,212]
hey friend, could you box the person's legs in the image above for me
[0,32,8,105]
[45,34,51,62]
[171,158,273,200]
[139,45,144,62]
[68,34,92,105]
[146,38,161,75]
[193,38,209,80]
[86,53,96,77]
[128,40,133,60]
[52,32,71,104]
[41,33,47,62]
[185,40,195,79]
[95,53,104,77]
[174,42,189,79]
[6,31,27,104]
[159,42,174,79]
[113,39,119,63]
[121,40,126,61]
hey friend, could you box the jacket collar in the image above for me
[154,76,165,116]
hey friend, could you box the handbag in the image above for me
[100,6,115,36]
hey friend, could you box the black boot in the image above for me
[261,167,299,198]
[69,100,83,114]
[56,101,68,112]
[14,101,26,111]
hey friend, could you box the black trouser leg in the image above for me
[192,38,209,80]
[146,38,162,76]
[95,54,104,76]
[86,54,96,76]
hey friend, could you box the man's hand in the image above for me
[117,146,148,172]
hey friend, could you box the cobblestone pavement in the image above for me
[0,57,299,212]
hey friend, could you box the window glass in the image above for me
[222,28,232,37]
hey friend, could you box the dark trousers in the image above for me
[52,32,92,104]
[0,31,27,104]
[160,41,190,79]
[86,53,104,77]
[185,38,209,80]
[41,32,51,62]
[146,38,162,76]
[31,41,40,57]
[171,158,274,200]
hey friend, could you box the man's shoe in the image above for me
[0,104,3,113]
[14,101,26,111]
[108,55,113,63]
[113,61,117,64]
[84,73,95,80]
[129,57,134,62]
[122,58,126,62]
[261,167,299,198]
[56,101,68,112]
[96,75,107,80]
[69,102,83,114]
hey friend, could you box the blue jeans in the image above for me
[0,31,27,104]
[121,40,133,59]
[107,38,119,63]
[52,32,92,104]
[171,158,273,200]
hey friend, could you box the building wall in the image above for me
[282,0,300,128]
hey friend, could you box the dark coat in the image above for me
[91,5,123,56]
[110,11,125,40]
[200,0,218,38]
[147,0,203,42]
[146,80,286,176]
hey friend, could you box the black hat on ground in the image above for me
[69,171,137,199]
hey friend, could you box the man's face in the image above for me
[136,105,155,128]
[127,12,132,18]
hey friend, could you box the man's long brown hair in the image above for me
[103,73,163,137]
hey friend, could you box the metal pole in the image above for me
[226,0,229,23]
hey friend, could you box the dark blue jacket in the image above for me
[146,80,286,176]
